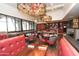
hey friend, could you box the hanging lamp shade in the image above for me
[29,9,35,16]
[42,15,52,22]
[17,3,46,16]
[35,8,45,16]
[31,3,38,10]
[39,3,46,8]
[29,3,46,16]
[17,3,52,23]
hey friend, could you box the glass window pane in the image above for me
[29,22,31,30]
[22,21,27,30]
[29,22,33,30]
[33,23,36,30]
[26,22,29,30]
[31,22,33,29]
[0,15,7,32]
[32,22,34,29]
[15,18,21,31]
[7,16,15,31]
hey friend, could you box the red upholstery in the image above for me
[58,37,79,56]
[0,35,26,56]
[47,40,54,45]
[40,39,46,42]
[28,35,34,41]
[30,43,39,47]
[0,34,8,40]
[40,38,55,45]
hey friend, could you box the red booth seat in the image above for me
[0,35,26,56]
[0,34,8,40]
[40,38,55,45]
[40,39,46,42]
[58,37,79,56]
[47,40,55,45]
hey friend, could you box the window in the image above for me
[0,15,7,32]
[32,22,35,29]
[30,22,33,30]
[0,14,36,32]
[15,18,21,31]
[31,22,33,30]
[26,22,29,30]
[7,16,16,31]
[29,22,32,30]
[22,21,27,30]
[30,22,35,30]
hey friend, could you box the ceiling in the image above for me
[6,3,69,10]
[64,3,79,20]
[6,3,17,8]
[5,3,77,22]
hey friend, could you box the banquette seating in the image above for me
[0,35,26,56]
[40,38,56,45]
[0,34,8,40]
[47,40,55,45]
[58,37,79,56]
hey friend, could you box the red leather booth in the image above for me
[0,34,8,40]
[58,37,79,56]
[40,38,55,45]
[0,35,26,56]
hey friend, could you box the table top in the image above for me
[17,45,48,56]
[27,48,47,56]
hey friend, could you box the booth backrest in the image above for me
[0,35,26,56]
[0,34,8,40]
[59,37,79,56]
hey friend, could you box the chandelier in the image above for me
[18,3,46,16]
[17,3,52,22]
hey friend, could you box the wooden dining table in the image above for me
[17,45,48,56]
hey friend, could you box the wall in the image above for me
[36,23,45,31]
[67,28,74,34]
[75,29,79,40]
